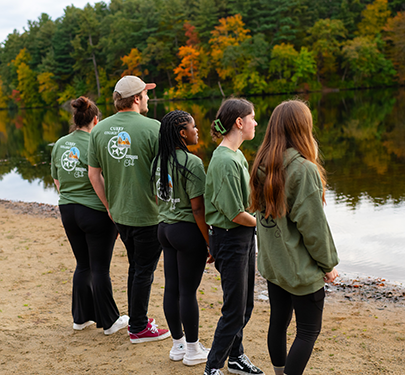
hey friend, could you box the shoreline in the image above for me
[2,198,404,308]
[1,199,404,374]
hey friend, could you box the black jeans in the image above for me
[267,281,325,375]
[59,204,119,330]
[207,225,256,369]
[115,223,162,333]
[158,221,207,342]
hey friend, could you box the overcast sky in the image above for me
[0,0,98,45]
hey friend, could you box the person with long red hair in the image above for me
[250,99,339,375]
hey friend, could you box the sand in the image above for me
[0,200,404,375]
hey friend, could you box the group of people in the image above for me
[51,75,339,375]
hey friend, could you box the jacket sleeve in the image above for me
[289,165,339,273]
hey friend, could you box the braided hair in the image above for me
[151,110,195,201]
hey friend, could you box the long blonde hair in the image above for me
[250,100,326,219]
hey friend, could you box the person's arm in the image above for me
[53,179,60,193]
[191,195,209,243]
[88,166,111,218]
[232,211,256,227]
[190,195,214,263]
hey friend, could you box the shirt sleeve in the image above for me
[186,158,206,200]
[210,173,245,222]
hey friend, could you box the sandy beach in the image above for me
[0,200,404,375]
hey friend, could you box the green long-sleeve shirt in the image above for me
[256,148,339,296]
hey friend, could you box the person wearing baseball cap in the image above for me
[88,76,171,344]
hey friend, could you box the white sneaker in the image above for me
[170,336,186,361]
[104,315,129,335]
[73,320,95,330]
[183,341,210,366]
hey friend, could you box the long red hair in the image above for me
[250,100,326,219]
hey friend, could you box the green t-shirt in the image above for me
[205,146,251,229]
[88,111,160,226]
[51,130,105,211]
[153,150,206,224]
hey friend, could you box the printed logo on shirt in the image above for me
[259,210,281,238]
[106,129,138,164]
[156,174,180,210]
[61,146,81,173]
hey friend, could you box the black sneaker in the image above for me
[228,354,264,375]
[204,363,224,375]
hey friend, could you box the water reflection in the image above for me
[0,88,404,282]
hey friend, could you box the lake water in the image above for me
[0,88,404,284]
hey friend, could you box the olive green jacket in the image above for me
[256,148,339,295]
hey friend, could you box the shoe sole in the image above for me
[169,353,185,361]
[228,368,264,375]
[73,321,95,330]
[130,330,171,344]
[104,322,128,335]
[183,357,208,366]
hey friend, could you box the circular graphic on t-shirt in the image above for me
[108,135,128,159]
[156,174,173,202]
[61,148,79,172]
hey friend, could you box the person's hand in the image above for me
[324,268,338,283]
[207,250,215,264]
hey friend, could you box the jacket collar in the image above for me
[283,148,301,168]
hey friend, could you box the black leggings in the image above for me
[59,204,119,330]
[267,282,325,375]
[158,221,207,342]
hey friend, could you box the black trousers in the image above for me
[207,225,256,369]
[115,223,162,333]
[267,281,325,375]
[59,204,119,330]
[158,221,208,342]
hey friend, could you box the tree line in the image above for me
[0,0,404,108]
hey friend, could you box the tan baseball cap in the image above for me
[114,76,156,98]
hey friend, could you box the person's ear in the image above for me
[94,116,99,125]
[179,129,187,138]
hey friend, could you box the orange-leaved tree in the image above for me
[209,14,251,80]
[121,48,143,77]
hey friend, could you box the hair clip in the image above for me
[214,119,227,135]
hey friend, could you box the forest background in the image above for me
[0,0,404,108]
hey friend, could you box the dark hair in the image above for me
[151,110,195,200]
[113,91,144,111]
[70,96,99,132]
[250,99,326,219]
[211,98,254,140]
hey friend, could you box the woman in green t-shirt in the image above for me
[203,98,263,375]
[250,100,339,375]
[151,110,211,366]
[51,97,128,335]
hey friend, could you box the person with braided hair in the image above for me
[203,98,264,375]
[151,110,212,366]
[51,96,128,335]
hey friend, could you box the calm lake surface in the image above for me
[1,88,404,284]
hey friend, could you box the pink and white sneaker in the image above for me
[129,321,171,343]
